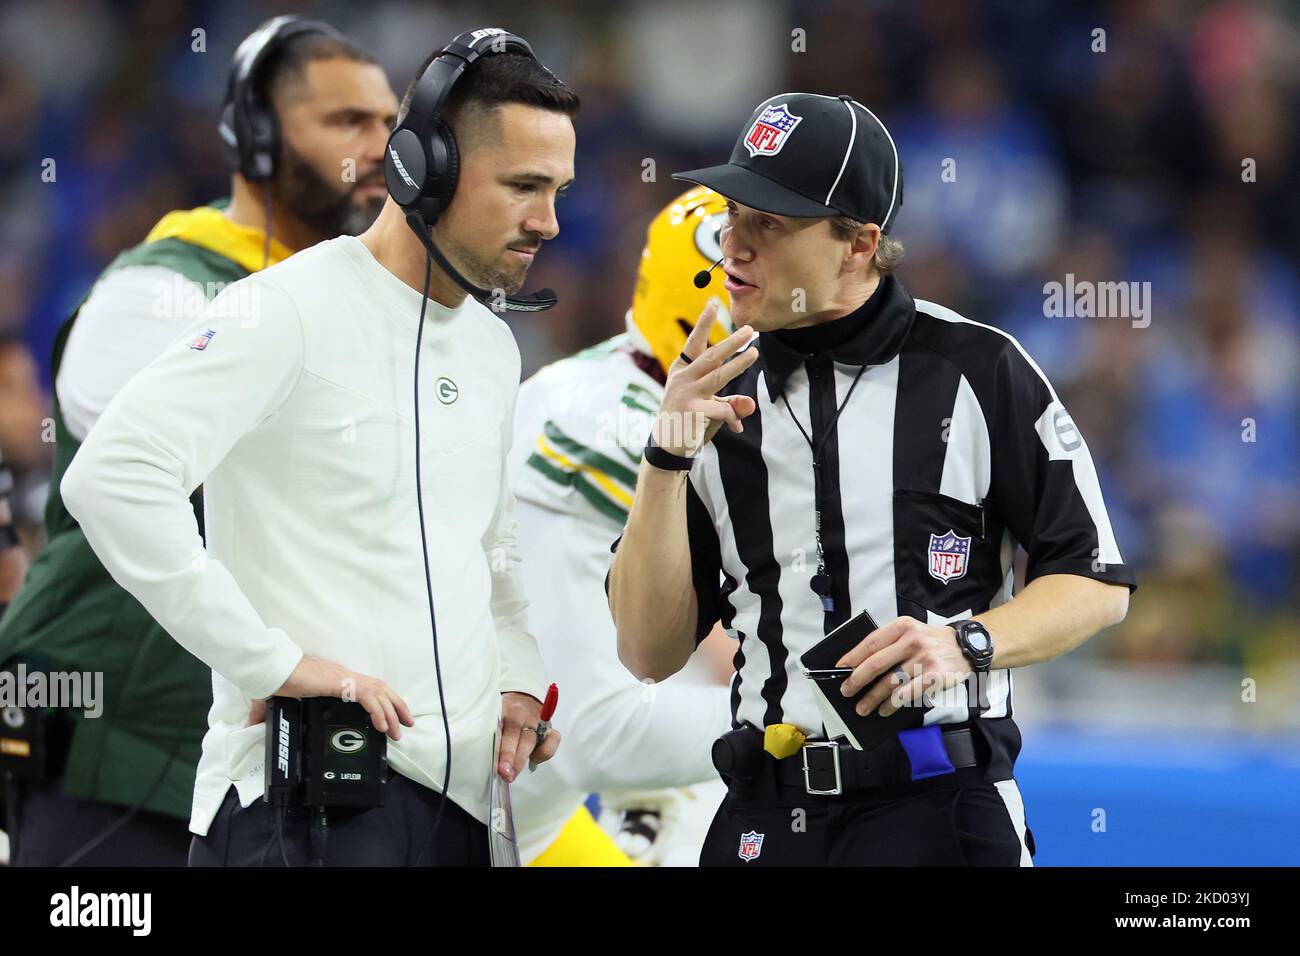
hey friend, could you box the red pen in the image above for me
[528,683,559,772]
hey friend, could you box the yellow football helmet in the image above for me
[630,186,733,375]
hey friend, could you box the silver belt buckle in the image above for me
[801,740,843,796]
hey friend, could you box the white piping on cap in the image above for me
[825,98,858,205]
[802,93,901,230]
[850,98,900,231]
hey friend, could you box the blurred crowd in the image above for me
[1,0,1296,676]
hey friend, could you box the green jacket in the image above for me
[0,205,290,818]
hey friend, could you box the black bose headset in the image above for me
[384,27,559,313]
[218,15,344,181]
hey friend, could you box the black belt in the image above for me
[718,726,982,798]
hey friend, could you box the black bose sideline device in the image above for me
[263,697,386,866]
[218,15,344,181]
[264,697,386,808]
[384,26,559,313]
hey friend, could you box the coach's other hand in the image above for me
[497,691,561,782]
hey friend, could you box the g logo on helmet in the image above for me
[329,728,367,755]
[693,211,725,265]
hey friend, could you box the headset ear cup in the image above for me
[262,107,282,180]
[439,121,460,201]
[219,102,243,175]
[417,119,460,225]
[247,104,279,181]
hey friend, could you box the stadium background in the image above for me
[0,0,1295,865]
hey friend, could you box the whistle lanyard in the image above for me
[778,359,871,614]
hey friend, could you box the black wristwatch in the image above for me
[952,620,994,673]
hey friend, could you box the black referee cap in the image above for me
[673,92,903,233]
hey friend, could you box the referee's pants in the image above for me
[188,771,489,867]
[700,766,1036,866]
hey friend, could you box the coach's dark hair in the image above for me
[397,51,580,136]
[259,31,380,104]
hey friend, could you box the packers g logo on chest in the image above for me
[435,377,460,405]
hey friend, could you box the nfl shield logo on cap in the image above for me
[738,829,765,862]
[928,530,971,584]
[743,103,802,157]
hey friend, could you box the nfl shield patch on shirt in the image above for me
[928,530,971,583]
[187,328,216,351]
[738,830,765,862]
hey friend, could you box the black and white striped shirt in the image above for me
[679,273,1136,780]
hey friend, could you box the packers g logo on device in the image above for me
[329,728,367,755]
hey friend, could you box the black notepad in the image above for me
[800,608,929,751]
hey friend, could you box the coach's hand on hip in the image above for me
[835,617,973,718]
[251,654,417,740]
[497,691,560,781]
[653,301,757,457]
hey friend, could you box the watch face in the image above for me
[968,631,990,652]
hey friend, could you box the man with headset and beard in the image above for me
[60,28,575,866]
[0,15,396,866]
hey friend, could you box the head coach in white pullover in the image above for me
[61,28,576,866]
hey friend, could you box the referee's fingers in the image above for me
[836,616,911,669]
[707,396,742,431]
[720,394,756,432]
[705,341,759,394]
[876,665,935,717]
[691,324,753,374]
[841,637,910,700]
[679,301,719,364]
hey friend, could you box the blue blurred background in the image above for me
[0,0,1296,864]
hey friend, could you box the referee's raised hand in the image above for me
[653,301,758,457]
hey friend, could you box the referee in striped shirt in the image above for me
[608,93,1136,866]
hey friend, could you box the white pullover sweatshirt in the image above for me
[61,235,547,835]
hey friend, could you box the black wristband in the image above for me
[643,432,694,471]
